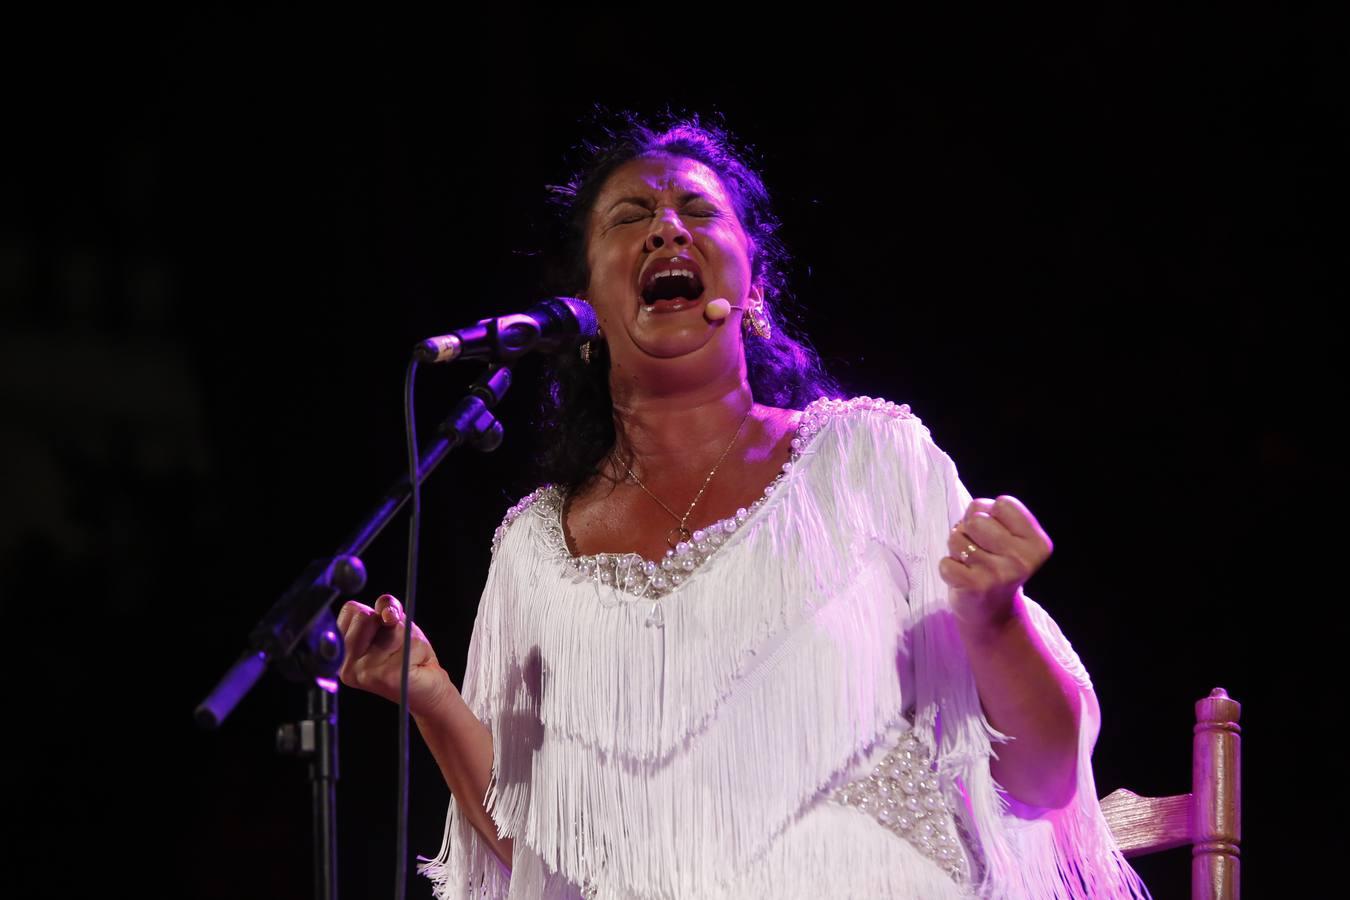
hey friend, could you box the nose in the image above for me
[644,207,691,252]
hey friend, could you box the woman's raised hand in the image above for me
[940,495,1054,630]
[336,594,453,720]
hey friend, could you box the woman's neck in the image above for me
[609,379,757,475]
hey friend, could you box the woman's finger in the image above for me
[960,511,1017,557]
[953,498,995,530]
[375,593,403,627]
[947,525,991,567]
[337,602,383,675]
[988,495,1049,546]
[369,595,411,655]
[949,498,1008,556]
[937,555,980,590]
[336,599,363,634]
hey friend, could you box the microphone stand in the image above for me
[194,363,513,900]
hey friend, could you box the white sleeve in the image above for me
[417,555,516,899]
[889,411,1149,899]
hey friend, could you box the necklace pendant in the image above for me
[666,526,692,548]
[644,601,665,628]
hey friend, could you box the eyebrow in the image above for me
[605,191,710,214]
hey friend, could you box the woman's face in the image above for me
[583,154,761,367]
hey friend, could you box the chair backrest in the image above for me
[1100,687,1241,900]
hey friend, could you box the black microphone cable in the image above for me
[395,356,421,900]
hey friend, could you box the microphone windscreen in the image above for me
[554,297,599,339]
[704,298,732,321]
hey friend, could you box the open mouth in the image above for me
[639,260,705,307]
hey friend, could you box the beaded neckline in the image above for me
[492,397,915,619]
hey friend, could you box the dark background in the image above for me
[3,7,1334,898]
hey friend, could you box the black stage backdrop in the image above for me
[3,8,1334,898]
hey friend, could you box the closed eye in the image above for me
[608,206,720,227]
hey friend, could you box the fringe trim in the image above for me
[988,692,1151,899]
[508,407,925,764]
[631,800,972,900]
[416,555,515,898]
[897,415,1149,899]
[420,402,1148,900]
[492,550,914,897]
[416,787,512,900]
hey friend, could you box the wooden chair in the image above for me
[1100,687,1242,900]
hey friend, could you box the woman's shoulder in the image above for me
[799,394,923,424]
[490,484,562,556]
[789,396,956,509]
[798,395,933,452]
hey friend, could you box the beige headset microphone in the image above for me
[703,298,741,322]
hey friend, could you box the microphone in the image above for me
[413,297,598,364]
[703,298,741,322]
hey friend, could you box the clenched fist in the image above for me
[939,495,1053,630]
[336,594,453,720]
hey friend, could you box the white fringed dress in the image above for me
[420,397,1148,899]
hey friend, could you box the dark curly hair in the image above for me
[535,111,841,490]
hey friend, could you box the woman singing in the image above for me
[336,114,1147,899]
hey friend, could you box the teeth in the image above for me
[641,266,702,305]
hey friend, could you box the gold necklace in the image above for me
[614,406,753,548]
